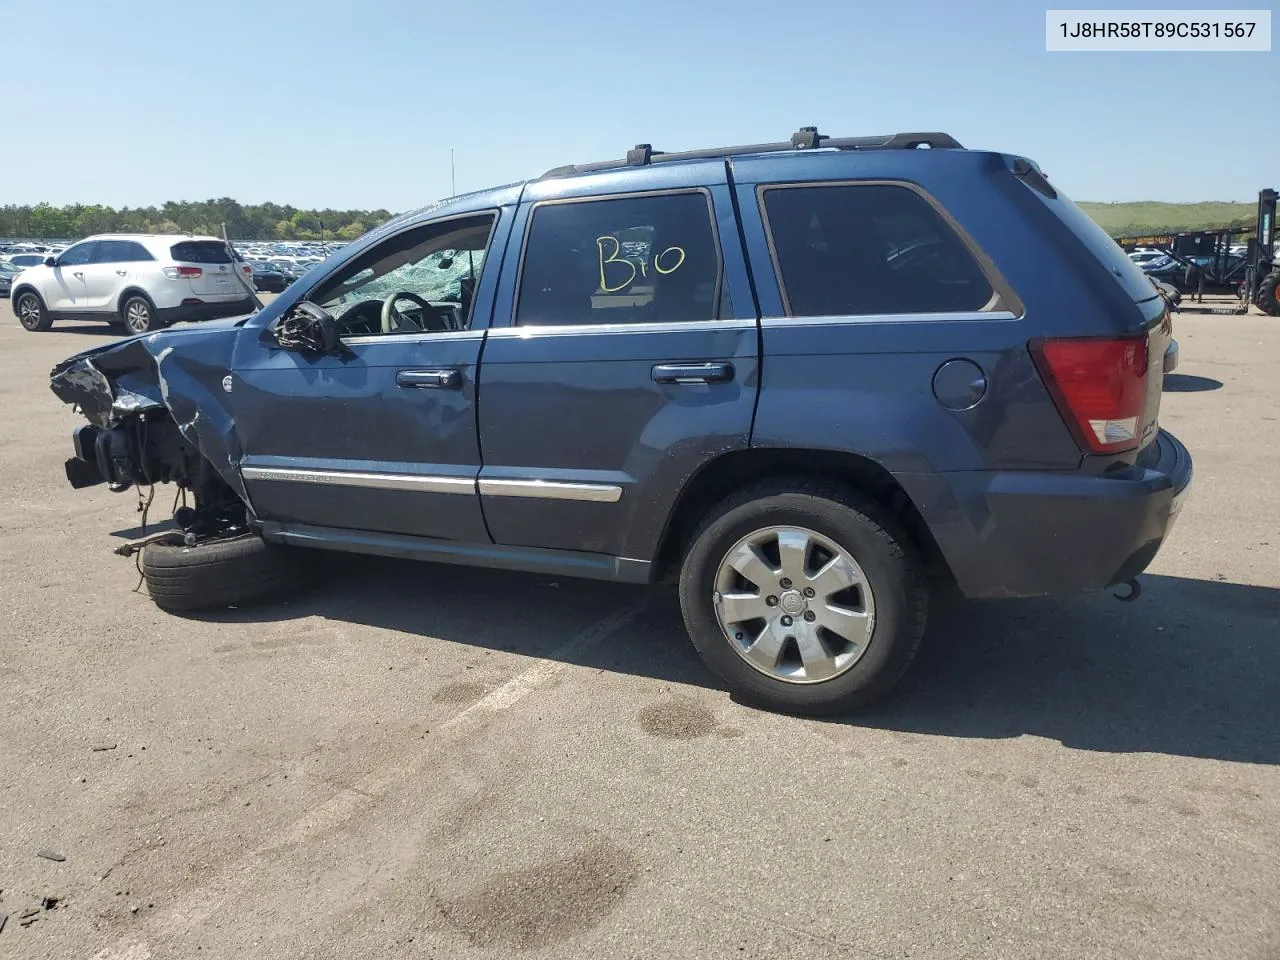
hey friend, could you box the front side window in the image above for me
[308,213,495,337]
[57,242,98,267]
[761,183,995,317]
[516,192,720,326]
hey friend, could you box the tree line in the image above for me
[0,199,398,242]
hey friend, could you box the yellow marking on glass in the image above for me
[654,246,687,275]
[596,236,637,293]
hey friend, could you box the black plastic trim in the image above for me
[261,521,654,583]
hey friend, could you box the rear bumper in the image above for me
[899,429,1192,599]
[157,296,256,325]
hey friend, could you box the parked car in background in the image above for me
[48,128,1191,715]
[0,260,21,297]
[1128,250,1165,266]
[10,234,257,334]
[5,253,48,268]
[249,261,289,293]
[268,259,307,282]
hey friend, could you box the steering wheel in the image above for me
[380,291,446,334]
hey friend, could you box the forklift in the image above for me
[1240,188,1278,316]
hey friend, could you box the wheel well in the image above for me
[652,448,951,584]
[117,288,155,314]
[11,284,41,304]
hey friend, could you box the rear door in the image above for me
[169,240,241,300]
[476,167,760,567]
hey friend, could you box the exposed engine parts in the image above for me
[68,415,195,492]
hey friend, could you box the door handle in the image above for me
[115,269,128,276]
[397,368,462,389]
[73,271,84,279]
[651,362,734,384]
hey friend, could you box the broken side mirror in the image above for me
[272,301,346,356]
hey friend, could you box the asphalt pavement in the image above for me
[0,299,1276,959]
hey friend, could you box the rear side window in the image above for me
[170,241,232,264]
[516,191,720,326]
[761,183,995,317]
[95,240,154,263]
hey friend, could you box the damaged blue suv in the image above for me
[49,128,1191,714]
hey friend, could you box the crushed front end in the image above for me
[49,323,253,540]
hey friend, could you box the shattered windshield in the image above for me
[312,217,492,311]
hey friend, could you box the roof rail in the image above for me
[539,127,963,179]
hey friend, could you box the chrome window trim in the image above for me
[488,318,756,339]
[478,479,622,503]
[241,466,475,494]
[759,310,1017,328]
[341,330,486,346]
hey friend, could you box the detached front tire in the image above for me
[141,533,309,612]
[679,479,928,716]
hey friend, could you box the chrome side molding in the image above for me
[242,466,623,503]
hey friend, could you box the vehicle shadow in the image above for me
[191,561,1280,765]
[49,324,122,337]
[859,574,1280,765]
[1163,374,1224,393]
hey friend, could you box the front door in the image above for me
[232,210,509,544]
[48,240,97,311]
[81,239,132,311]
[476,177,760,565]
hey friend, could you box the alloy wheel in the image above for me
[125,299,152,333]
[713,524,876,684]
[17,294,42,330]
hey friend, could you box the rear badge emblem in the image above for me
[221,375,233,394]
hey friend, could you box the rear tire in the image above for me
[120,293,162,334]
[14,291,52,331]
[141,533,310,612]
[678,479,928,716]
[1256,271,1280,317]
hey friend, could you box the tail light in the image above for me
[163,266,203,279]
[1030,335,1149,454]
[242,265,252,275]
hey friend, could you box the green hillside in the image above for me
[1078,201,1255,239]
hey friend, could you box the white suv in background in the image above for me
[10,234,258,334]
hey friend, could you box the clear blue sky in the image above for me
[10,0,1275,210]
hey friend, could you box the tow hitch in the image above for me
[1112,578,1142,602]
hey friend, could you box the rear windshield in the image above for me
[1021,178,1159,303]
[170,241,233,264]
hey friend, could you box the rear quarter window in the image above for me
[761,183,997,317]
[1016,179,1159,303]
[170,241,233,264]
